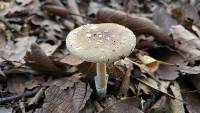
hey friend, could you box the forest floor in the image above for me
[0,0,200,113]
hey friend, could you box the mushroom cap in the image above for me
[66,23,136,63]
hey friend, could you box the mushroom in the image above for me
[66,23,136,99]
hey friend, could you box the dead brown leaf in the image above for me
[7,75,42,94]
[60,54,84,66]
[172,3,199,29]
[149,96,171,113]
[180,78,200,113]
[155,48,186,80]
[153,7,177,33]
[35,77,92,113]
[184,93,200,113]
[7,76,26,94]
[169,81,185,113]
[39,43,60,56]
[96,7,174,46]
[170,25,200,59]
[100,97,143,113]
[25,43,67,76]
[136,77,174,98]
[41,4,68,18]
[0,36,36,63]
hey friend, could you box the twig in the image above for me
[28,87,47,105]
[0,88,40,104]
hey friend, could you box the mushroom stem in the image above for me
[95,63,108,99]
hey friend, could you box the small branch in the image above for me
[28,87,47,105]
[0,88,40,104]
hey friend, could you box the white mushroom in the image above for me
[66,23,136,99]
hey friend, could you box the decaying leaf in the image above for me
[170,25,200,59]
[7,75,41,94]
[180,78,200,113]
[155,48,186,80]
[184,93,200,113]
[179,65,200,75]
[135,53,161,73]
[35,77,92,113]
[60,54,84,66]
[7,76,27,94]
[153,7,177,33]
[41,4,68,18]
[136,77,174,98]
[0,107,12,113]
[39,43,60,56]
[171,3,199,29]
[96,7,174,46]
[25,43,66,76]
[66,0,84,25]
[117,58,133,97]
[149,96,171,113]
[169,82,185,113]
[87,1,103,16]
[188,76,200,93]
[0,36,36,63]
[100,97,143,113]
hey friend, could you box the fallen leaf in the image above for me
[170,25,200,59]
[0,36,36,63]
[0,107,12,113]
[25,43,67,76]
[66,0,84,25]
[87,1,103,16]
[150,96,171,113]
[153,7,177,33]
[35,77,92,113]
[135,53,160,73]
[60,54,84,66]
[41,4,68,18]
[136,77,174,98]
[169,82,185,113]
[96,7,174,46]
[30,16,65,42]
[179,65,200,75]
[7,75,41,94]
[184,93,200,113]
[6,0,40,17]
[155,48,186,80]
[100,95,117,108]
[39,42,60,56]
[100,97,143,113]
[188,76,200,93]
[7,76,27,94]
[180,78,200,113]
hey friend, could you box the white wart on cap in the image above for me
[66,23,136,63]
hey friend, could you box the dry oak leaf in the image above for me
[35,78,92,113]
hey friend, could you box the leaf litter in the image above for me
[0,0,200,113]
